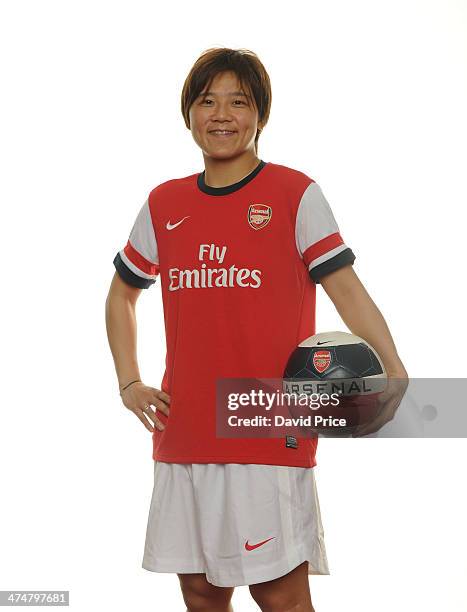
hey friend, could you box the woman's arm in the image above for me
[105,272,143,391]
[320,265,408,436]
[105,272,170,432]
[319,265,408,377]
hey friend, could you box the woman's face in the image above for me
[188,70,262,160]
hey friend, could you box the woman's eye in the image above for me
[200,98,246,106]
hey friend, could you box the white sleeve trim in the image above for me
[295,182,340,258]
[128,197,159,265]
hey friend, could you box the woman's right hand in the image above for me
[120,382,171,433]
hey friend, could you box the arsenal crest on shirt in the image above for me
[247,204,272,230]
[313,350,332,374]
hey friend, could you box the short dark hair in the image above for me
[181,47,271,153]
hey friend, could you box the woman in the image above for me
[106,47,408,612]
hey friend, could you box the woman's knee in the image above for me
[249,588,305,612]
[178,573,234,611]
[248,561,313,612]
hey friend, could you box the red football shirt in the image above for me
[114,160,355,467]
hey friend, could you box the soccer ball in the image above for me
[282,331,387,435]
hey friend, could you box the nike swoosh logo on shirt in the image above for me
[317,340,332,345]
[244,537,275,551]
[166,216,190,230]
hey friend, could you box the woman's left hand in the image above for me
[352,369,409,437]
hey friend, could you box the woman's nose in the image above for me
[211,100,231,120]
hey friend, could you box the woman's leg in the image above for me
[178,573,235,612]
[248,561,315,612]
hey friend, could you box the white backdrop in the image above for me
[1,0,466,610]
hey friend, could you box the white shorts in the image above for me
[142,461,330,587]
